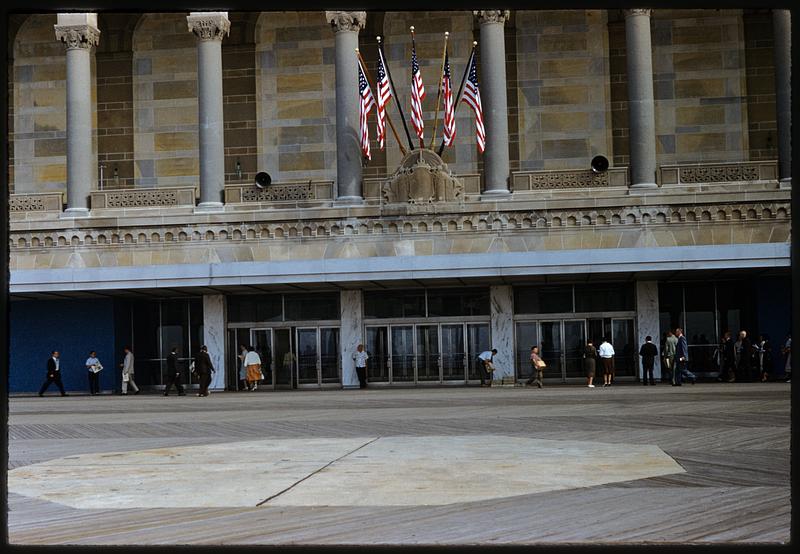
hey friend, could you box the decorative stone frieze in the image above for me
[54,25,100,50]
[474,10,511,24]
[90,187,197,209]
[382,150,464,204]
[186,12,230,41]
[325,11,366,32]
[659,161,778,185]
[225,181,334,203]
[9,193,64,212]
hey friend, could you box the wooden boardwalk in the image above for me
[7,383,790,544]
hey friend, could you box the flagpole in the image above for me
[429,32,449,150]
[356,48,407,156]
[410,26,424,150]
[378,36,415,153]
[437,42,476,157]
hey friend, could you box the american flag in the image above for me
[462,50,485,153]
[358,58,376,160]
[376,46,392,150]
[410,41,425,142]
[442,49,455,147]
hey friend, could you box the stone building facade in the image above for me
[6,9,791,393]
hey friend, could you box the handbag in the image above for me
[122,373,129,382]
[535,359,547,369]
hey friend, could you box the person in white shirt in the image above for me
[353,344,369,389]
[85,350,103,395]
[598,338,615,387]
[477,349,498,387]
[244,345,263,391]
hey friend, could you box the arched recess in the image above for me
[13,14,98,194]
[132,13,198,188]
[255,11,337,183]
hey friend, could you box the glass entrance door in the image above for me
[467,323,491,381]
[319,327,340,384]
[564,320,586,379]
[539,321,563,380]
[366,326,389,382]
[441,324,465,381]
[391,326,415,382]
[416,325,440,381]
[296,327,319,385]
[251,329,273,387]
[274,328,293,388]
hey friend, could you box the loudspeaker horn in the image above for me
[590,155,609,173]
[254,171,272,189]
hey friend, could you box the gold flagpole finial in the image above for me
[473,41,478,46]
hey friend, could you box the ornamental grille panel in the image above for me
[526,170,609,189]
[678,165,760,183]
[241,183,313,202]
[10,196,46,211]
[105,190,179,207]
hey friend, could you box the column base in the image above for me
[194,202,225,213]
[628,182,659,193]
[779,177,792,189]
[480,189,512,201]
[335,196,365,206]
[61,208,91,218]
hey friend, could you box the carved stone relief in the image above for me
[382,149,464,204]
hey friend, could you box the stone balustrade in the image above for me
[224,181,334,204]
[512,167,629,191]
[9,192,64,212]
[658,160,778,185]
[90,187,198,209]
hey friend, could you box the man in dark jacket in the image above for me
[735,330,753,382]
[195,345,215,397]
[39,350,67,397]
[639,336,658,386]
[163,346,186,396]
[674,328,689,386]
[719,331,736,382]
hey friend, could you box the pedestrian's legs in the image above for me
[90,372,99,394]
[525,364,536,385]
[176,375,185,395]
[128,377,139,393]
[163,375,174,395]
[675,362,683,385]
[38,376,53,395]
[536,370,543,387]
[356,366,367,388]
[54,373,66,395]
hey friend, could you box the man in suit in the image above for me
[195,345,215,397]
[734,330,753,382]
[38,351,67,397]
[163,346,186,396]
[639,336,658,386]
[674,328,689,386]
[120,346,139,395]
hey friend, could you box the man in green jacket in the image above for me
[664,330,678,384]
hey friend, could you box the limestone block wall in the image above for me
[382,11,479,176]
[255,12,337,183]
[12,14,98,194]
[514,10,613,171]
[132,14,198,188]
[742,11,778,161]
[651,9,749,164]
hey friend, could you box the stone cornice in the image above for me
[187,12,230,42]
[325,11,366,33]
[624,8,653,18]
[54,24,100,50]
[474,10,511,25]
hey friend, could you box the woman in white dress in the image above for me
[244,345,263,391]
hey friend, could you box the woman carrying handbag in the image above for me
[526,346,546,388]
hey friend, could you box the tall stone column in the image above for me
[624,9,658,189]
[340,290,364,389]
[635,281,661,381]
[202,294,227,391]
[187,12,230,210]
[773,9,791,188]
[326,11,366,204]
[490,285,514,383]
[54,14,100,216]
[476,10,511,197]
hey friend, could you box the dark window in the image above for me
[658,284,683,346]
[227,294,281,323]
[574,283,634,312]
[427,288,490,317]
[160,300,189,359]
[684,283,716,347]
[284,293,339,321]
[364,290,425,318]
[515,286,573,314]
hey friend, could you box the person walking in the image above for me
[244,345,262,391]
[782,333,791,382]
[718,331,735,382]
[195,345,215,397]
[38,350,68,397]
[673,328,691,386]
[598,338,615,387]
[85,350,103,395]
[525,346,545,388]
[163,346,186,396]
[477,348,498,387]
[753,334,771,382]
[639,336,658,386]
[353,344,369,389]
[120,346,139,395]
[734,330,753,382]
[237,343,248,391]
[664,330,678,384]
[584,340,597,388]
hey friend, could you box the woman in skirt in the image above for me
[244,345,263,391]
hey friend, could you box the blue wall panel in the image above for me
[10,299,117,393]
[755,276,792,377]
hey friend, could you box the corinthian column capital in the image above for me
[187,12,230,42]
[624,9,653,18]
[54,13,100,50]
[325,11,366,33]
[474,10,511,25]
